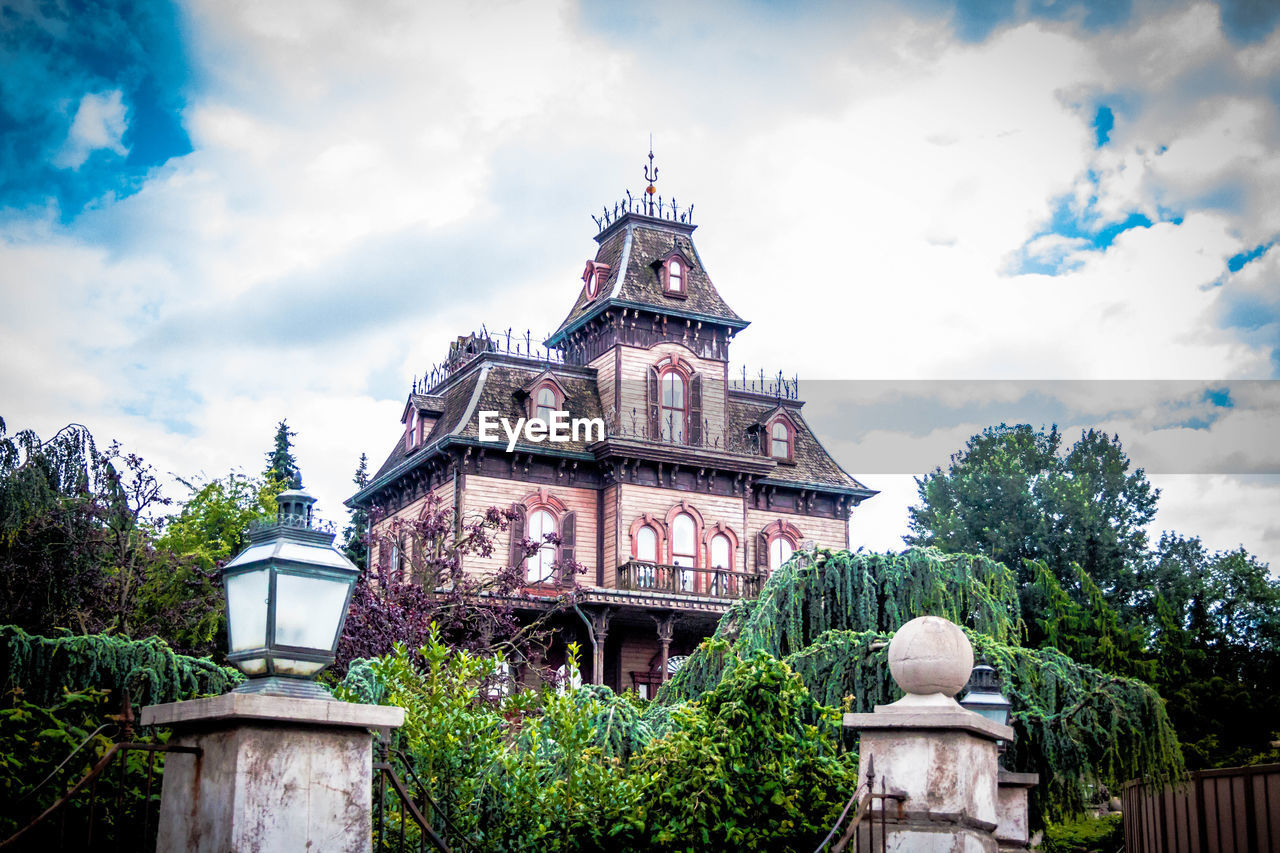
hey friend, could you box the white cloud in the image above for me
[1,0,1277,563]
[54,90,130,170]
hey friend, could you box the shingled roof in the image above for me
[546,213,746,347]
[727,394,874,494]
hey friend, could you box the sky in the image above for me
[2,0,1279,571]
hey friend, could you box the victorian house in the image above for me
[348,163,876,693]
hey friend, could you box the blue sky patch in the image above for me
[1093,105,1114,146]
[1228,243,1271,273]
[0,0,193,220]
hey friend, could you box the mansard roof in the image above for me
[727,393,874,494]
[356,348,874,509]
[546,212,747,347]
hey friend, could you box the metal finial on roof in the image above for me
[644,136,658,216]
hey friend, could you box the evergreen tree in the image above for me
[342,453,369,568]
[263,419,299,486]
[908,424,1158,609]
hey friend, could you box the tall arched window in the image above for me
[535,386,556,422]
[526,508,557,583]
[636,526,658,562]
[771,421,791,459]
[768,535,794,572]
[660,371,686,443]
[671,512,697,591]
[635,524,658,587]
[708,532,732,595]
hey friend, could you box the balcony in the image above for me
[617,560,762,600]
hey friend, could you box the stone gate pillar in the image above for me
[142,692,404,853]
[844,615,1013,853]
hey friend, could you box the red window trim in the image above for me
[703,522,739,571]
[767,415,795,463]
[629,514,667,560]
[528,380,563,423]
[657,363,691,443]
[659,251,690,299]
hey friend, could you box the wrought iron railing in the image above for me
[0,724,199,851]
[412,328,565,395]
[592,188,693,232]
[603,409,759,455]
[729,366,800,400]
[815,757,906,853]
[373,738,460,852]
[617,560,762,599]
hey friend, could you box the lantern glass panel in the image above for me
[225,569,270,652]
[238,658,268,676]
[274,658,327,676]
[273,573,350,650]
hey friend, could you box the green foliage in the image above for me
[343,452,370,568]
[338,630,854,852]
[663,549,1182,824]
[0,625,241,709]
[907,424,1157,608]
[263,419,299,486]
[634,651,856,851]
[1041,813,1123,853]
[145,472,280,652]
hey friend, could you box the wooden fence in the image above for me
[1122,763,1280,852]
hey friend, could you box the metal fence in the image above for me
[1123,763,1280,853]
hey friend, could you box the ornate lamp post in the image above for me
[220,481,359,699]
[959,663,1012,727]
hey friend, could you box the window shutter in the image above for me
[689,374,703,446]
[647,366,660,439]
[756,530,770,571]
[558,510,577,584]
[508,504,526,568]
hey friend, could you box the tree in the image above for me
[141,472,282,654]
[0,419,172,637]
[262,419,299,486]
[908,424,1158,608]
[342,453,369,568]
[335,493,584,676]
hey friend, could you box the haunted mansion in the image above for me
[348,158,876,693]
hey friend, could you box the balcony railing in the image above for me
[617,560,762,600]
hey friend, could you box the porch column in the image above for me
[586,607,613,686]
[654,612,675,685]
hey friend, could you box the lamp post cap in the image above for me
[887,615,974,701]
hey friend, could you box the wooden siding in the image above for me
[618,630,659,695]
[369,481,454,571]
[616,483,747,570]
[615,342,728,440]
[746,507,849,554]
[602,483,620,588]
[1122,763,1280,853]
[461,475,599,583]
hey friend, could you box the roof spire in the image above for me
[644,135,658,216]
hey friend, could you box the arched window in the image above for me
[636,525,658,562]
[768,535,794,571]
[708,532,732,596]
[660,371,686,443]
[526,508,557,583]
[671,512,697,591]
[770,421,791,459]
[667,258,684,293]
[535,386,556,422]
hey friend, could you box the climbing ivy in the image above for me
[0,625,241,709]
[662,548,1183,823]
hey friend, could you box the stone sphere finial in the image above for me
[887,616,974,704]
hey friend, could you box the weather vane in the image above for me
[644,135,658,215]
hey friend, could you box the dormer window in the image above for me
[526,376,565,423]
[666,258,684,295]
[770,421,791,459]
[536,386,557,422]
[582,261,610,301]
